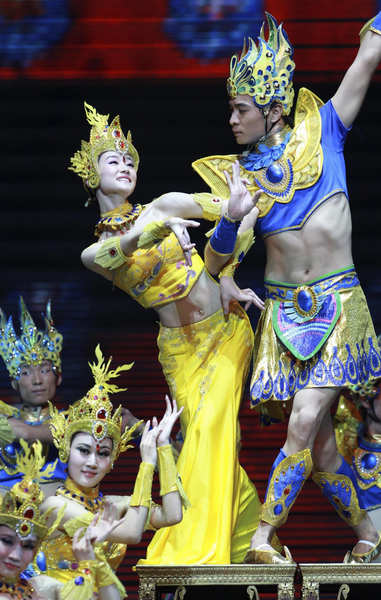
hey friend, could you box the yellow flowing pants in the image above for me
[138,307,261,564]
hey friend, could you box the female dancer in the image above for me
[31,346,183,595]
[68,103,263,564]
[0,439,122,599]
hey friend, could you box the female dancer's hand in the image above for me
[220,276,264,316]
[165,216,200,267]
[72,525,96,561]
[73,502,126,549]
[156,395,183,447]
[139,419,161,466]
[224,160,262,221]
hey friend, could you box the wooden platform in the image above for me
[136,564,381,600]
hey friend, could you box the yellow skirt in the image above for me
[250,281,381,407]
[138,307,261,564]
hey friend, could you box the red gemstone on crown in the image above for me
[97,409,107,419]
[109,248,117,256]
[96,424,103,433]
[24,509,34,519]
[212,198,220,203]
[21,524,28,532]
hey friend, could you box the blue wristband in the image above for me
[209,215,240,255]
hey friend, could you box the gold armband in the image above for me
[137,221,170,249]
[94,237,127,270]
[158,444,190,509]
[192,192,224,221]
[60,560,97,600]
[0,416,16,446]
[129,461,154,508]
[219,229,254,279]
[0,400,18,418]
[95,559,126,597]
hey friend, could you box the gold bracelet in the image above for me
[129,461,154,508]
[158,445,190,509]
[137,221,171,249]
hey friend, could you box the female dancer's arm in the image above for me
[94,397,184,543]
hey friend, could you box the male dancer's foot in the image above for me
[244,521,295,564]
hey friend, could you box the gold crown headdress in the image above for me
[227,12,295,116]
[0,440,63,541]
[69,102,140,190]
[49,345,140,464]
[0,297,63,380]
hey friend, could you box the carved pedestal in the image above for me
[136,564,296,600]
[299,563,381,599]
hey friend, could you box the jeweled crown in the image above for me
[0,440,63,541]
[69,102,140,190]
[0,297,63,380]
[49,345,140,463]
[227,13,295,115]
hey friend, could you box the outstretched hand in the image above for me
[156,395,183,447]
[220,276,264,316]
[165,216,200,266]
[225,160,262,221]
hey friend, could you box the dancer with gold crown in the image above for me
[67,97,267,564]
[0,298,66,498]
[0,438,125,599]
[30,345,184,595]
[196,12,381,563]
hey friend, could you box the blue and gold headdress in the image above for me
[227,13,295,116]
[69,102,140,190]
[0,298,63,380]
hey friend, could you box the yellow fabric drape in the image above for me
[138,307,261,565]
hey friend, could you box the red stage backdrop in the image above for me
[0,0,378,80]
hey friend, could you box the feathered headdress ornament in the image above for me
[49,345,141,464]
[69,102,140,191]
[0,440,64,541]
[0,297,63,380]
[227,13,295,115]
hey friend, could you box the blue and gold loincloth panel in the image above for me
[250,268,381,406]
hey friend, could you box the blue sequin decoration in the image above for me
[36,551,47,572]
[361,453,377,470]
[266,162,284,184]
[296,289,313,312]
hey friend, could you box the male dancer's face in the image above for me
[229,94,266,145]
[11,361,61,407]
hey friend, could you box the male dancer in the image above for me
[197,13,381,562]
[0,297,66,497]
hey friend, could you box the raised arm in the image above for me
[332,13,381,128]
[7,418,53,442]
[204,161,261,275]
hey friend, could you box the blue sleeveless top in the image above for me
[256,101,351,238]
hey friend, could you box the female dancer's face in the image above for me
[68,432,113,488]
[98,151,137,200]
[0,525,37,578]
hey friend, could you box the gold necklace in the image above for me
[56,477,104,512]
[0,579,34,599]
[94,202,142,237]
